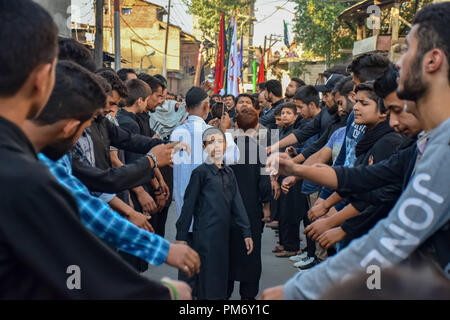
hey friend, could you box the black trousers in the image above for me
[151,165,173,237]
[227,280,259,300]
[178,233,198,297]
[277,181,308,252]
[302,213,316,258]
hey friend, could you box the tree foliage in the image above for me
[292,0,355,63]
[292,0,434,64]
[182,0,254,40]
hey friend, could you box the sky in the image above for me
[253,0,297,47]
[70,0,296,46]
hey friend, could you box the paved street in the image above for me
[143,201,298,300]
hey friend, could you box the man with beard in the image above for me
[266,75,343,154]
[0,0,191,299]
[259,80,285,129]
[285,77,305,102]
[260,1,450,299]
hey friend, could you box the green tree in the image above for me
[292,0,355,64]
[182,0,254,40]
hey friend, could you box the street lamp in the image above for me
[140,50,155,72]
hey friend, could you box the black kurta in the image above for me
[176,163,252,300]
[229,136,271,284]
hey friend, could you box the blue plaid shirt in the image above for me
[39,153,170,266]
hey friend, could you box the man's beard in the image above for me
[285,92,294,99]
[397,55,428,101]
[327,103,338,115]
[41,134,77,161]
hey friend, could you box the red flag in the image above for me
[214,12,225,94]
[257,53,265,84]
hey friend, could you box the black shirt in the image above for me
[0,116,170,299]
[89,116,162,170]
[292,107,334,144]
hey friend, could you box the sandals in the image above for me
[275,251,297,258]
[272,245,284,253]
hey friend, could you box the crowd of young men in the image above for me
[0,0,448,300]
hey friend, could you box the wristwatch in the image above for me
[147,152,158,168]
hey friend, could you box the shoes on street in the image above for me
[293,257,316,269]
[289,252,308,262]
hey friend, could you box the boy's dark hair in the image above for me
[95,75,112,95]
[291,77,306,88]
[34,61,106,125]
[236,107,258,131]
[294,85,320,108]
[117,68,137,82]
[257,82,266,91]
[186,86,208,109]
[274,105,283,117]
[347,54,390,83]
[138,73,164,93]
[124,79,152,107]
[413,2,450,82]
[265,80,282,98]
[374,64,399,99]
[355,81,387,113]
[333,76,354,97]
[236,93,255,107]
[211,94,221,100]
[224,94,235,100]
[202,127,226,145]
[280,102,298,115]
[0,0,58,97]
[153,74,167,88]
[58,37,96,72]
[323,64,350,78]
[96,69,128,98]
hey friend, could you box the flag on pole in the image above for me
[283,20,290,48]
[238,33,243,85]
[214,12,225,94]
[257,50,265,84]
[252,60,257,93]
[226,17,239,96]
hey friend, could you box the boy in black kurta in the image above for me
[176,128,253,300]
[227,107,272,300]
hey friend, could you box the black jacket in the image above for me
[338,121,404,242]
[89,116,162,170]
[0,116,170,299]
[259,99,285,129]
[300,113,347,160]
[71,156,153,193]
[334,138,417,196]
[292,107,334,145]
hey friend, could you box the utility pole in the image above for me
[162,0,172,78]
[114,0,121,70]
[94,0,104,69]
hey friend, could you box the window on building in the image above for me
[122,8,132,15]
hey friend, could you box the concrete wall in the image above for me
[33,0,71,37]
[103,0,180,72]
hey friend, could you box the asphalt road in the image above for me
[143,201,299,300]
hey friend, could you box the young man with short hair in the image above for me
[117,68,137,82]
[259,80,285,129]
[285,77,306,101]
